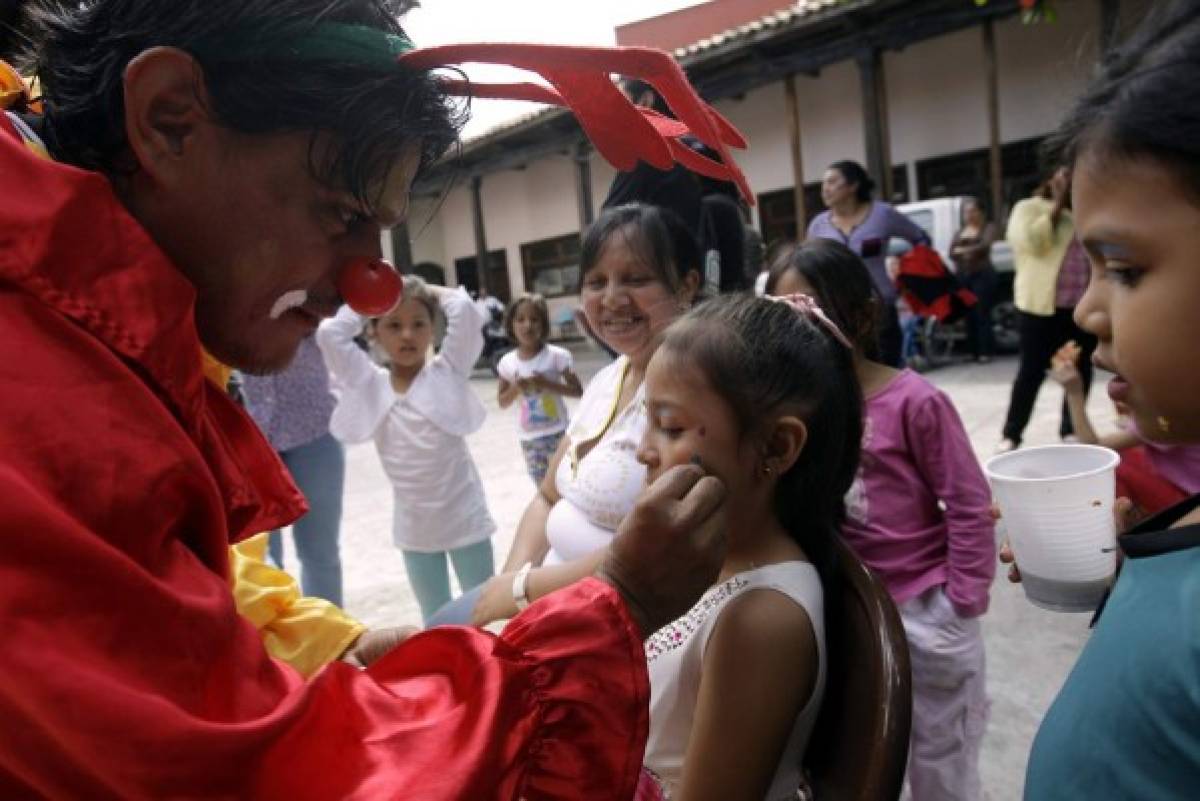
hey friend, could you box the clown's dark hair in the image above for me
[19,0,462,210]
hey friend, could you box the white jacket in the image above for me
[316,287,488,444]
[316,288,495,552]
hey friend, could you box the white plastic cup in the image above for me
[985,444,1121,613]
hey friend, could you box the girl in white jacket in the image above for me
[317,277,496,624]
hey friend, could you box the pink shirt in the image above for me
[843,370,996,617]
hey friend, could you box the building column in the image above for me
[784,74,807,233]
[470,174,490,295]
[856,47,893,201]
[574,142,595,231]
[983,20,1005,221]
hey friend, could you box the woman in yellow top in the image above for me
[997,168,1098,452]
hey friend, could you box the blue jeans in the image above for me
[962,269,997,358]
[426,584,486,628]
[268,433,345,606]
[403,539,495,625]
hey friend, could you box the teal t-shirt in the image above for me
[1025,497,1200,800]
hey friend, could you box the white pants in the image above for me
[899,586,989,801]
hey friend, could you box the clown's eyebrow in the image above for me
[326,190,409,231]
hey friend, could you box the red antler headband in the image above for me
[398,43,752,205]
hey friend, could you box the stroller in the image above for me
[894,244,977,370]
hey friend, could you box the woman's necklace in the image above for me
[568,358,633,476]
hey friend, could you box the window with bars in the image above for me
[915,136,1045,223]
[453,250,511,302]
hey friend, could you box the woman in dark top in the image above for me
[950,197,999,362]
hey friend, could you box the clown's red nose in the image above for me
[338,258,403,316]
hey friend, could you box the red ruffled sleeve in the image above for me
[259,578,650,801]
[0,469,649,800]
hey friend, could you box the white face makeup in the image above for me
[269,289,309,320]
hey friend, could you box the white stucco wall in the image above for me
[993,0,1100,143]
[590,157,618,214]
[712,59,867,199]
[792,60,869,185]
[410,155,586,305]
[408,196,448,274]
[712,81,790,196]
[886,25,991,168]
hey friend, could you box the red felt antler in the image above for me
[399,43,753,205]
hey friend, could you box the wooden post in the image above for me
[983,20,1004,222]
[856,48,893,201]
[877,56,894,202]
[574,142,595,230]
[390,221,413,274]
[784,74,807,234]
[470,174,490,295]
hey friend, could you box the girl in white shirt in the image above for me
[317,277,496,624]
[637,292,862,801]
[496,294,583,484]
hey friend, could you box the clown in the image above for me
[0,2,751,797]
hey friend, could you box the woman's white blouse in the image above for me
[543,356,648,566]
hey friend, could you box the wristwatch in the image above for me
[511,562,534,612]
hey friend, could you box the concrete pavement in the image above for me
[273,343,1117,801]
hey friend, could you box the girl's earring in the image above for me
[1157,415,1172,434]
[761,463,774,477]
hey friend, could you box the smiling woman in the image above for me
[439,204,711,628]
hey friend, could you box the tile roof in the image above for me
[673,0,854,61]
[462,105,565,147]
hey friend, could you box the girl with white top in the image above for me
[317,277,496,624]
[635,292,862,801]
[496,293,583,484]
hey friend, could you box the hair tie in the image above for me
[769,294,853,350]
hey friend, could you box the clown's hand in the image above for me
[341,626,421,668]
[597,464,727,638]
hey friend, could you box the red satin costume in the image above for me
[0,115,649,799]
